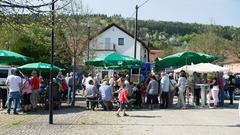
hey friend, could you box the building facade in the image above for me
[87,23,149,62]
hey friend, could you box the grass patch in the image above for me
[0,115,35,132]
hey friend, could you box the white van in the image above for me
[0,65,12,87]
[0,65,12,108]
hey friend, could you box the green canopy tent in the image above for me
[154,57,162,66]
[85,53,143,69]
[18,62,64,72]
[0,50,33,64]
[155,51,219,69]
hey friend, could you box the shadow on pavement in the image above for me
[128,115,161,118]
[55,123,240,128]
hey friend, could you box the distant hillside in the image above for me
[1,14,239,67]
[90,14,240,57]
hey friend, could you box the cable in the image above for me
[130,11,136,18]
[138,0,151,8]
[128,0,151,18]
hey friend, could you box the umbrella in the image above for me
[186,63,229,73]
[85,53,143,69]
[156,51,219,68]
[174,65,192,73]
[0,50,33,64]
[18,62,64,72]
[174,63,229,74]
[154,57,162,64]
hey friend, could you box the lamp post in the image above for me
[134,5,138,59]
[49,0,55,124]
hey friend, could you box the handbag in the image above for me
[170,79,179,96]
[60,81,68,91]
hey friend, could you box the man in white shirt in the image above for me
[99,81,113,110]
[6,69,22,115]
[85,73,93,87]
[160,72,170,108]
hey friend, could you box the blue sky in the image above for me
[81,0,240,27]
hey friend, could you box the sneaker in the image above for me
[123,113,129,116]
[7,111,10,115]
[116,113,121,117]
[13,112,19,115]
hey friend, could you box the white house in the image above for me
[87,23,149,62]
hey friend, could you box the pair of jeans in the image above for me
[194,88,201,106]
[162,92,169,108]
[228,87,234,104]
[7,91,20,113]
[218,89,225,107]
[67,86,73,104]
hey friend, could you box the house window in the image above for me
[118,38,124,45]
[105,38,111,49]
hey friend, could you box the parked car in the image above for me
[0,65,12,108]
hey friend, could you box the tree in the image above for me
[227,37,240,59]
[186,31,226,57]
[57,0,92,106]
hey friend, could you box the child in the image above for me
[140,82,146,105]
[116,84,128,117]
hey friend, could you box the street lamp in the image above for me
[49,0,55,124]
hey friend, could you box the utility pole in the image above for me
[134,5,138,59]
[49,0,55,124]
[87,25,90,60]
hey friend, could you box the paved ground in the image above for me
[0,99,239,135]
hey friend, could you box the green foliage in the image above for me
[0,13,240,67]
[186,31,226,57]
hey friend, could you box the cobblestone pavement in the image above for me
[0,101,239,135]
[0,110,36,133]
[0,107,84,135]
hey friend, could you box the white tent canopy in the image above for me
[174,63,229,74]
[174,65,191,73]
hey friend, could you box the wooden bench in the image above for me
[86,99,104,110]
[126,99,136,110]
[86,98,137,110]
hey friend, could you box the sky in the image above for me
[81,0,240,27]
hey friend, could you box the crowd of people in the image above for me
[79,70,238,112]
[4,68,239,115]
[5,69,41,114]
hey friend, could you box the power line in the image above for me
[138,0,151,8]
[130,11,136,18]
[129,0,151,19]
